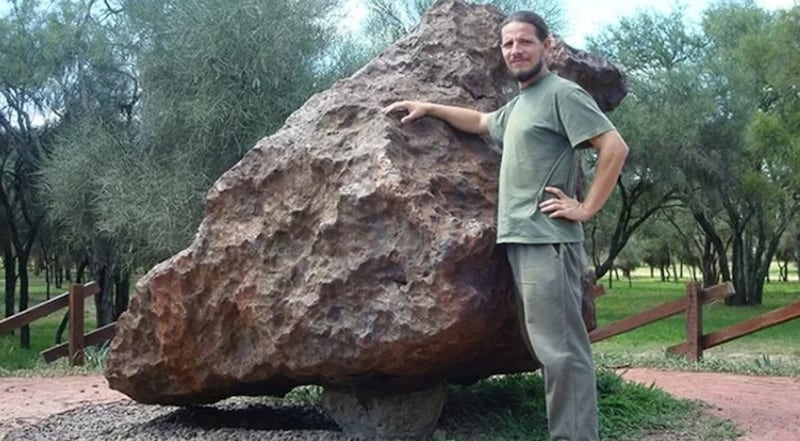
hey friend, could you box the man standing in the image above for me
[383,10,628,441]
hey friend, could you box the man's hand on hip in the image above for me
[539,187,593,222]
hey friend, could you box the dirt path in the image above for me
[1,370,799,440]
[618,369,800,441]
[0,375,129,439]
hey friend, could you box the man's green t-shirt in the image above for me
[486,72,615,245]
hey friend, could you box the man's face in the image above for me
[500,21,549,83]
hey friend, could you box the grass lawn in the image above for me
[593,275,800,375]
[1,277,99,373]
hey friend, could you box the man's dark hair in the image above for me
[500,11,549,42]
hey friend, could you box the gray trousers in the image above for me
[506,243,599,441]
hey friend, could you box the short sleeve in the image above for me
[558,88,615,148]
[485,98,517,147]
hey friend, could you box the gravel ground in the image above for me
[3,398,363,441]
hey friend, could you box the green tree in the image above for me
[40,0,348,326]
[585,9,708,280]
[775,228,797,282]
[684,3,800,305]
[26,0,141,327]
[0,0,94,346]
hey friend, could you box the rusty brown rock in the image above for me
[547,35,629,112]
[105,0,626,406]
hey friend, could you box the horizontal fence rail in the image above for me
[668,301,800,357]
[0,282,99,334]
[589,282,734,344]
[41,322,117,363]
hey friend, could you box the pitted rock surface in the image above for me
[105,0,627,405]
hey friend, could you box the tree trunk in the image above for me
[94,263,115,327]
[593,182,678,280]
[114,270,130,321]
[751,223,783,305]
[693,212,729,287]
[76,259,88,284]
[55,256,63,288]
[780,260,788,282]
[92,240,116,327]
[795,233,800,283]
[752,262,767,305]
[730,230,748,305]
[45,257,51,299]
[55,310,69,345]
[3,244,15,322]
[700,241,719,287]
[18,253,30,349]
[728,211,785,306]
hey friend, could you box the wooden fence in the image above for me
[2,278,799,365]
[0,282,107,365]
[40,322,116,364]
[590,280,800,361]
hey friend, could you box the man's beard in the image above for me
[512,59,544,82]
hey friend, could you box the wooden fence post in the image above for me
[684,282,703,362]
[68,284,85,366]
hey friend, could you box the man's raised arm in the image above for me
[383,101,490,135]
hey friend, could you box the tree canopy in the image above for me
[587,2,800,304]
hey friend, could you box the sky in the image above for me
[560,0,797,46]
[343,0,798,47]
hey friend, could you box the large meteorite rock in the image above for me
[106,0,626,413]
